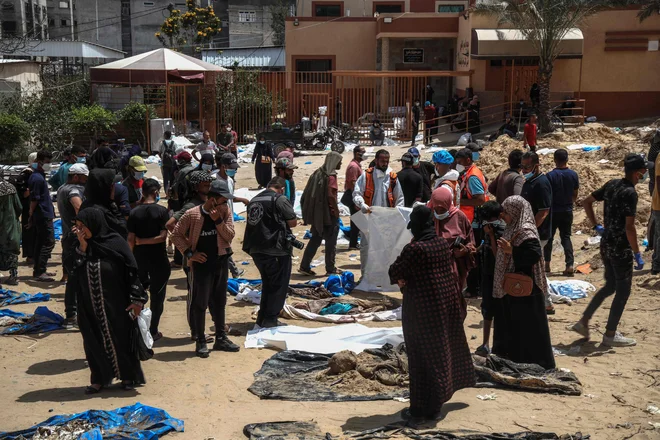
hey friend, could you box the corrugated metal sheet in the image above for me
[202,46,285,68]
[5,40,125,59]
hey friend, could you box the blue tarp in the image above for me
[0,402,184,440]
[54,218,62,240]
[290,272,356,297]
[319,303,354,315]
[233,212,245,222]
[0,289,51,307]
[227,278,261,296]
[0,306,64,335]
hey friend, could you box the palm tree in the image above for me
[638,0,660,21]
[474,0,617,132]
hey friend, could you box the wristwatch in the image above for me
[184,249,193,259]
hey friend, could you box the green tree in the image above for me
[638,0,660,21]
[71,104,116,141]
[116,102,158,148]
[156,0,221,56]
[0,113,30,160]
[474,0,619,132]
[270,0,294,46]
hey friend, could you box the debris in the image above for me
[645,405,660,415]
[477,394,497,400]
[576,264,593,275]
[393,397,409,403]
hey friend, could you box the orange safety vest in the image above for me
[440,179,460,208]
[460,165,489,223]
[364,168,398,207]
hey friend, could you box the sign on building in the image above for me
[403,48,424,63]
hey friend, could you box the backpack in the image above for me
[162,139,176,167]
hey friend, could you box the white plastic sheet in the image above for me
[137,308,153,349]
[351,207,412,292]
[244,323,404,354]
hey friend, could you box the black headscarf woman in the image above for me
[407,205,437,242]
[196,153,215,172]
[82,169,128,238]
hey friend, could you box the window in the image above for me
[48,18,55,27]
[375,4,402,13]
[438,4,464,12]
[1,21,17,36]
[238,11,257,22]
[295,58,333,84]
[1,2,15,11]
[59,1,69,8]
[61,19,70,26]
[313,3,342,17]
[143,1,154,5]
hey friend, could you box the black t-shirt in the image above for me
[521,173,553,241]
[196,209,219,262]
[413,161,435,202]
[127,203,170,254]
[397,168,423,208]
[592,178,637,260]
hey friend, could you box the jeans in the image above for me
[503,129,516,138]
[543,211,575,267]
[161,166,175,195]
[652,211,660,271]
[411,123,419,145]
[33,217,55,277]
[252,253,292,327]
[228,256,241,277]
[582,253,633,332]
[300,223,339,273]
[189,256,229,341]
[135,248,172,335]
[425,122,435,144]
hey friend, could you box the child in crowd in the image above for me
[476,201,506,356]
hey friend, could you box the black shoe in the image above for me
[195,341,210,358]
[213,333,240,352]
[5,275,18,286]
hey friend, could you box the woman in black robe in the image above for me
[66,208,148,394]
[492,196,555,370]
[82,168,128,239]
[251,135,275,188]
[389,206,475,425]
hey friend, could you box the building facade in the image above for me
[285,0,660,120]
[1,0,48,39]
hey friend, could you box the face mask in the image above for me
[156,195,161,203]
[227,127,232,132]
[226,169,236,177]
[202,164,212,172]
[523,171,535,180]
[133,171,145,180]
[259,140,265,145]
[42,163,52,172]
[76,156,86,163]
[639,171,649,183]
[31,163,39,170]
[455,164,465,173]
[434,211,450,221]
[472,152,480,161]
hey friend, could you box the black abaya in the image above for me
[252,142,275,187]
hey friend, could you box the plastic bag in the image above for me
[457,133,473,146]
[137,307,153,349]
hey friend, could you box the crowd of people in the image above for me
[0,124,652,424]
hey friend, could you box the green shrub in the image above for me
[0,113,30,159]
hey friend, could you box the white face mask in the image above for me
[434,211,450,221]
[133,171,145,180]
[42,163,52,172]
[455,164,465,173]
[202,164,212,172]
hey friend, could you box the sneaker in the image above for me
[298,267,317,277]
[213,333,240,352]
[563,267,574,277]
[232,269,245,279]
[570,321,590,339]
[33,274,55,282]
[63,317,78,330]
[602,332,637,347]
[195,341,210,358]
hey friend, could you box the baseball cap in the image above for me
[174,151,192,161]
[275,157,298,170]
[466,142,483,152]
[189,170,215,186]
[408,147,420,158]
[68,163,89,176]
[128,156,147,172]
[432,150,454,165]
[624,153,652,173]
[219,153,239,170]
[401,153,414,165]
[208,179,234,199]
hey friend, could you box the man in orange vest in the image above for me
[455,147,489,297]
[353,149,404,269]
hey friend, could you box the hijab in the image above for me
[431,187,458,216]
[76,207,138,271]
[492,196,548,299]
[407,205,436,242]
[430,187,466,239]
[82,169,128,238]
[301,152,342,233]
[0,180,17,197]
[196,153,215,170]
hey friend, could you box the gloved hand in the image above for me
[594,224,605,236]
[360,204,371,214]
[634,252,644,271]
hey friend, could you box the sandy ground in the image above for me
[2,125,660,439]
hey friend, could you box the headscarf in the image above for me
[94,147,117,169]
[492,196,548,299]
[82,168,128,238]
[28,152,38,165]
[407,205,436,242]
[431,187,458,216]
[196,153,215,170]
[301,151,342,233]
[430,186,468,241]
[0,180,17,197]
[75,207,138,271]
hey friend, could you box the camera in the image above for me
[452,236,466,249]
[286,233,305,250]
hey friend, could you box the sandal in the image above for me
[84,385,102,395]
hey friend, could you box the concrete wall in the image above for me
[0,62,43,95]
[74,0,122,50]
[130,0,170,55]
[228,3,274,48]
[285,19,377,70]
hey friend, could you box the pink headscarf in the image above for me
[431,187,459,216]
